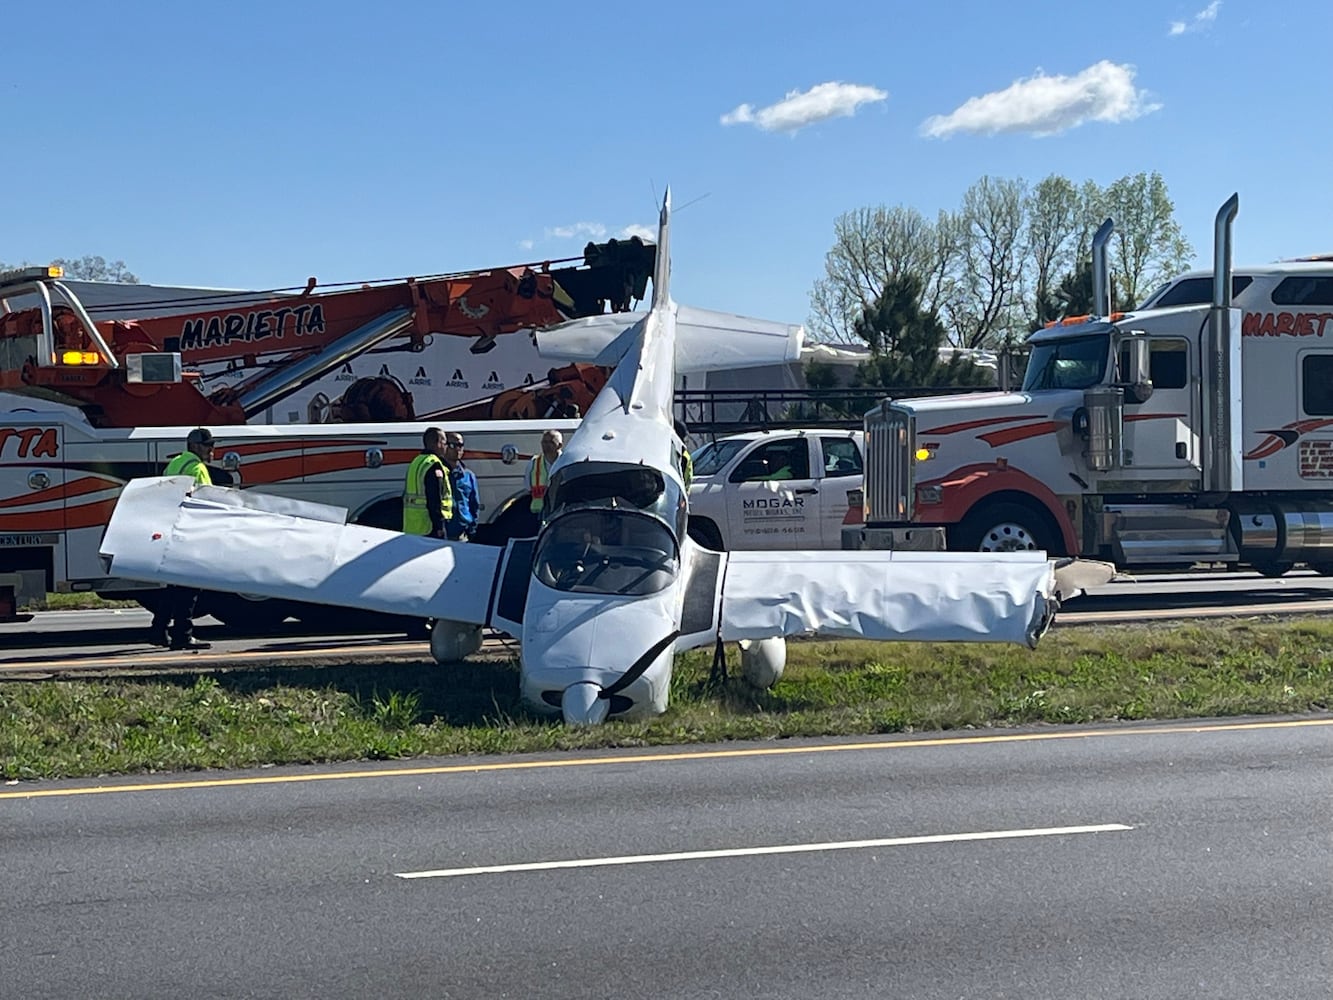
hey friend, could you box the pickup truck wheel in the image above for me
[955,501,1057,554]
[687,517,725,551]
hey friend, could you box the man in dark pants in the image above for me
[402,427,454,639]
[149,428,215,650]
[443,432,478,541]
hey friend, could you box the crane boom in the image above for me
[0,238,655,427]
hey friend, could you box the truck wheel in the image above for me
[1253,561,1294,578]
[954,501,1057,554]
[687,518,725,551]
[204,593,294,634]
[1311,562,1333,577]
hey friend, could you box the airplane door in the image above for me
[815,435,863,548]
[1121,337,1198,472]
[488,538,535,638]
[723,437,818,550]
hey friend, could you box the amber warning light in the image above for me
[0,264,65,287]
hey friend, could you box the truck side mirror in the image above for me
[1117,334,1154,405]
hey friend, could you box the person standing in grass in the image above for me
[150,427,215,651]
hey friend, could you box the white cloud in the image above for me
[920,60,1160,139]
[546,222,607,241]
[1169,0,1221,35]
[721,81,887,134]
[520,221,654,252]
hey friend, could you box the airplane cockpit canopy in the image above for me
[544,461,686,541]
[533,509,678,596]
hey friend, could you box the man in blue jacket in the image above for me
[443,432,479,541]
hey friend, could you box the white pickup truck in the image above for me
[685,429,864,550]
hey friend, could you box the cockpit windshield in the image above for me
[1022,334,1109,391]
[533,510,679,596]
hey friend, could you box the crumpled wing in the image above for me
[534,305,803,374]
[717,550,1082,648]
[100,477,500,624]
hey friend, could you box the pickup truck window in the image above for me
[1023,334,1108,391]
[692,439,746,478]
[820,437,862,477]
[729,440,811,483]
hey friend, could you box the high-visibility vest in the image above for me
[528,454,550,513]
[681,447,693,489]
[403,453,453,535]
[164,450,212,486]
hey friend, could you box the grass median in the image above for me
[2,617,1332,781]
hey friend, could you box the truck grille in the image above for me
[864,402,914,523]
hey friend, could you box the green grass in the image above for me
[2,617,1332,781]
[24,593,140,611]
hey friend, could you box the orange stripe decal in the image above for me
[977,421,1064,447]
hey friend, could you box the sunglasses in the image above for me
[445,441,465,449]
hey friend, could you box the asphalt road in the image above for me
[1,718,1330,998]
[0,569,1330,676]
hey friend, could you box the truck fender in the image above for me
[920,464,1077,554]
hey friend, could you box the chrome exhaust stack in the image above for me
[1203,194,1240,493]
[1091,218,1114,319]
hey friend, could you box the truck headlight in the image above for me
[917,485,943,505]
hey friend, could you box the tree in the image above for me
[948,176,1027,349]
[1032,259,1096,330]
[1024,174,1082,329]
[1101,171,1191,309]
[0,255,139,283]
[809,171,1193,348]
[850,273,991,389]
[809,205,947,343]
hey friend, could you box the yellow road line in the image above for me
[4,716,1331,800]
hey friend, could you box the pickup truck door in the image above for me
[815,434,863,547]
[723,437,819,550]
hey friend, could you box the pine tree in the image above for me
[851,274,991,390]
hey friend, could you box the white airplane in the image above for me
[101,192,1112,725]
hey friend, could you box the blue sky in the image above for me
[5,0,1329,332]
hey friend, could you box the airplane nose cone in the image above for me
[560,682,611,726]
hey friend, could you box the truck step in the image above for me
[1107,505,1237,565]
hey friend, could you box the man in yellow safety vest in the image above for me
[150,428,215,650]
[526,428,563,524]
[403,426,454,539]
[402,427,454,641]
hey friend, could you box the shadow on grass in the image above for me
[123,656,532,729]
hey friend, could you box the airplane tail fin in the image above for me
[652,189,671,309]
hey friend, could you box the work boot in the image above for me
[148,630,169,648]
[169,638,212,651]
